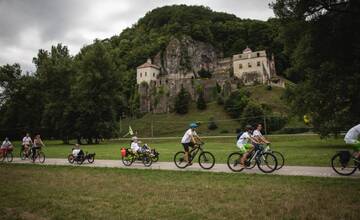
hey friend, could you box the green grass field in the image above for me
[10,135,350,166]
[0,164,359,220]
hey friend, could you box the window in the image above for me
[239,64,243,69]
[257,61,261,66]
[248,63,252,68]
[140,73,142,77]
[257,52,260,57]
[145,72,147,77]
[153,73,155,77]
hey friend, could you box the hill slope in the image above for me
[121,85,295,137]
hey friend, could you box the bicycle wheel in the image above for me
[76,155,84,165]
[257,152,278,173]
[174,151,188,169]
[87,155,95,163]
[38,152,45,164]
[272,151,285,170]
[122,155,134,166]
[245,157,257,169]
[6,152,13,162]
[227,152,245,172]
[68,154,75,164]
[142,155,153,167]
[331,153,357,176]
[198,151,215,169]
[20,150,26,160]
[152,154,159,163]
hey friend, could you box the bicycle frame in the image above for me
[188,144,204,162]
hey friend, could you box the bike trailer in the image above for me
[121,148,127,157]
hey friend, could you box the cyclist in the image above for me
[344,124,360,159]
[252,124,270,145]
[181,122,202,165]
[72,144,84,159]
[237,125,260,166]
[1,137,13,155]
[130,136,142,154]
[22,133,33,155]
[31,134,45,160]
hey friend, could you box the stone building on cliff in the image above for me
[136,36,284,113]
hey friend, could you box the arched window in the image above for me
[257,61,261,66]
[248,63,252,68]
[153,73,155,77]
[239,64,243,69]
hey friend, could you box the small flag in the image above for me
[129,126,134,136]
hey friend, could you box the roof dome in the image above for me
[243,46,252,54]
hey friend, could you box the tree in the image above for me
[224,90,249,118]
[240,102,264,128]
[196,92,207,110]
[72,40,122,143]
[174,87,190,114]
[272,0,360,136]
[33,44,74,141]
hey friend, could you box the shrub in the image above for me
[174,87,190,114]
[208,117,218,130]
[217,96,224,105]
[196,92,207,110]
[266,115,288,132]
[197,68,212,78]
[240,102,264,128]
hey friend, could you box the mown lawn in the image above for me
[10,135,350,166]
[0,164,359,220]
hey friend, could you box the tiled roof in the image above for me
[137,62,160,69]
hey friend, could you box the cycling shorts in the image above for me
[236,143,252,154]
[182,142,194,152]
[344,138,360,151]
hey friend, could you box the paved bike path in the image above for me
[10,158,360,178]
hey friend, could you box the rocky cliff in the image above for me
[153,36,219,78]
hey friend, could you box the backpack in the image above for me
[236,132,244,141]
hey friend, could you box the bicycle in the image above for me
[227,145,278,173]
[31,146,45,163]
[68,151,96,165]
[245,144,285,170]
[20,145,32,160]
[121,148,153,167]
[173,142,215,169]
[0,147,14,162]
[331,150,360,176]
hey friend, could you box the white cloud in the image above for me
[0,0,275,72]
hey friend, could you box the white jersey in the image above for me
[344,124,360,141]
[181,129,197,144]
[72,149,81,156]
[22,136,32,145]
[237,132,251,146]
[131,142,140,152]
[252,129,262,137]
[1,141,11,148]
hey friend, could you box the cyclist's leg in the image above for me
[345,138,360,159]
[182,143,190,162]
[236,143,247,165]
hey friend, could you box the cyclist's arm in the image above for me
[249,136,260,144]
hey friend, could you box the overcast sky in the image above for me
[0,0,275,72]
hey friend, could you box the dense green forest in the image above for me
[0,1,359,141]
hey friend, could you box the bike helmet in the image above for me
[245,125,253,130]
[189,123,199,129]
